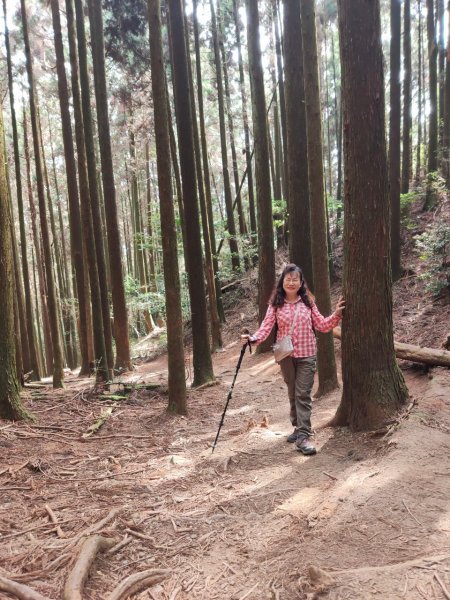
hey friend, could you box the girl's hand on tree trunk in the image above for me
[334,296,345,317]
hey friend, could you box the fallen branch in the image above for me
[44,504,65,538]
[333,327,450,367]
[82,406,116,438]
[0,576,53,600]
[63,535,115,600]
[434,573,450,600]
[108,569,169,600]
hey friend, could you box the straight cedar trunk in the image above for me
[3,0,40,380]
[148,0,187,413]
[21,0,64,389]
[185,10,222,351]
[210,0,240,272]
[167,0,214,387]
[401,0,412,194]
[87,0,131,372]
[23,110,53,376]
[218,6,248,252]
[332,31,343,235]
[438,0,445,151]
[389,0,402,281]
[331,0,409,431]
[232,0,257,257]
[246,0,275,350]
[50,0,92,375]
[416,0,423,181]
[0,109,30,420]
[443,2,450,185]
[74,0,114,376]
[129,127,147,290]
[283,0,313,286]
[193,0,225,324]
[145,143,157,292]
[427,0,438,173]
[300,0,339,397]
[272,0,288,206]
[66,0,109,381]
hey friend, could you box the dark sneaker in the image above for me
[296,436,317,455]
[287,430,300,443]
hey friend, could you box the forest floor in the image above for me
[1,198,450,600]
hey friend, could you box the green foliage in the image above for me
[400,191,419,229]
[415,223,450,295]
[272,198,287,229]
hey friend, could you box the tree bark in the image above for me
[389,0,402,281]
[21,0,64,388]
[51,0,90,375]
[300,0,339,397]
[74,0,114,376]
[246,0,275,352]
[283,0,313,286]
[0,108,30,420]
[87,0,131,371]
[331,0,409,431]
[193,0,225,322]
[67,0,109,381]
[401,0,412,193]
[148,0,187,413]
[427,0,438,172]
[2,0,40,381]
[167,0,214,387]
[210,0,240,272]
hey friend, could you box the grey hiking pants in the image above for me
[279,355,317,437]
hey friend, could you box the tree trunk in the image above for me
[210,0,240,272]
[148,0,187,414]
[427,0,438,172]
[416,0,423,181]
[443,2,450,185]
[401,0,412,193]
[51,0,90,375]
[21,0,64,388]
[283,0,313,286]
[185,8,222,351]
[389,0,402,281]
[246,0,275,352]
[300,0,339,397]
[2,0,40,381]
[193,0,225,323]
[67,0,109,381]
[74,0,114,376]
[438,0,445,153]
[218,4,248,255]
[145,143,157,292]
[273,0,288,209]
[0,108,30,420]
[87,0,131,372]
[167,0,214,387]
[233,0,257,260]
[331,0,409,431]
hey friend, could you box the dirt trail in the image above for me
[1,337,449,599]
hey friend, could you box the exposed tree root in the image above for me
[63,535,115,600]
[0,576,53,600]
[108,568,170,600]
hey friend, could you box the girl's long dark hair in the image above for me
[270,264,314,308]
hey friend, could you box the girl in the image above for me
[242,264,345,455]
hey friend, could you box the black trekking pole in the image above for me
[211,331,252,453]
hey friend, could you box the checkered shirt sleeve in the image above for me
[251,301,341,358]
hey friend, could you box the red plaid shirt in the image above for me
[251,298,341,358]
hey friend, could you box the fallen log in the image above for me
[333,327,450,368]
